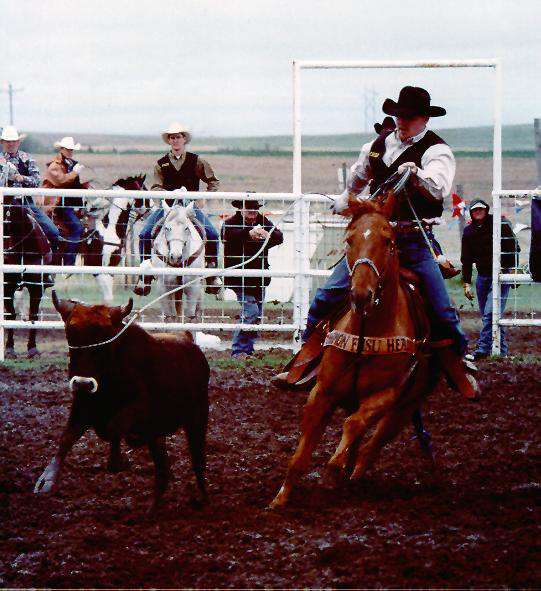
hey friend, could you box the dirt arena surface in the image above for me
[1,322,540,588]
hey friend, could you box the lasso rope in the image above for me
[68,197,303,349]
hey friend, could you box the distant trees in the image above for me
[20,135,47,154]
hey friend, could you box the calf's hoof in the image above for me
[34,464,58,494]
[27,347,40,359]
[5,347,17,359]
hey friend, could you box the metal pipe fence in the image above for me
[0,187,341,359]
[491,190,541,354]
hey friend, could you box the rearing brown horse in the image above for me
[270,188,439,509]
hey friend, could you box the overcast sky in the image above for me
[3,0,541,137]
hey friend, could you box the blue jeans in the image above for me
[475,274,510,356]
[55,207,84,266]
[139,206,219,266]
[231,288,263,356]
[25,202,60,252]
[304,231,468,355]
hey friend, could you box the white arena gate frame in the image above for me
[1,58,521,361]
[491,189,541,354]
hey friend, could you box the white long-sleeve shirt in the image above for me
[349,128,456,202]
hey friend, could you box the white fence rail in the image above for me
[0,187,338,359]
[491,190,541,353]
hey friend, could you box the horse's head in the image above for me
[344,195,398,315]
[159,201,198,266]
[113,174,147,191]
[113,174,149,210]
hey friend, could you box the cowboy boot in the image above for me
[433,344,480,400]
[134,241,155,296]
[133,258,154,297]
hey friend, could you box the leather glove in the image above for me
[72,163,85,175]
[6,162,18,180]
[463,283,474,301]
[397,162,418,176]
[330,191,350,215]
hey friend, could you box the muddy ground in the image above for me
[0,324,540,588]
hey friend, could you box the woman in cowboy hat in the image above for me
[1,126,60,255]
[42,136,91,266]
[276,86,478,399]
[135,122,221,296]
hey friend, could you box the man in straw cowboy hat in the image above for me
[134,122,221,296]
[41,136,91,266]
[1,125,61,255]
[275,86,478,398]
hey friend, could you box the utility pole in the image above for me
[535,118,541,185]
[2,83,24,125]
[363,87,378,133]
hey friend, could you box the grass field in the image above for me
[28,123,537,154]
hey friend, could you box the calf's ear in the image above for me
[51,290,76,320]
[110,298,133,325]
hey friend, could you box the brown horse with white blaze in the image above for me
[270,190,439,509]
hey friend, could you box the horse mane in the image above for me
[113,173,147,188]
[347,196,379,218]
[346,190,397,224]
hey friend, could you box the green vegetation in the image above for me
[29,123,536,157]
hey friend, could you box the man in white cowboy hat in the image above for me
[1,125,61,255]
[135,122,221,296]
[42,136,91,266]
[275,86,478,400]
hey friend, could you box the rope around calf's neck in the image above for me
[67,197,303,349]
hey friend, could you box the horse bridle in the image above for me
[155,215,204,268]
[346,244,396,309]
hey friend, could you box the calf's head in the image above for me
[52,291,133,393]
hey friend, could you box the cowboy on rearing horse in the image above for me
[275,86,478,398]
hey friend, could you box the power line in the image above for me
[363,87,378,133]
[1,83,24,125]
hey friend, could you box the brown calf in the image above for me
[34,292,210,510]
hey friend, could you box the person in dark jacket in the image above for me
[221,198,283,358]
[461,198,520,359]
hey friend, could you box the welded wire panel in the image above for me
[498,193,541,324]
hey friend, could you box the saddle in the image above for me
[281,270,429,390]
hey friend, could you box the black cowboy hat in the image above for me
[382,86,446,118]
[231,199,262,210]
[374,116,396,134]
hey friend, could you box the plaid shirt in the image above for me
[1,150,41,188]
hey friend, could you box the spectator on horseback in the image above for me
[134,123,221,296]
[276,86,473,389]
[461,199,520,360]
[1,126,60,254]
[42,136,90,266]
[221,198,283,359]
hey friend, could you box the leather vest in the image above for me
[368,130,447,220]
[157,152,199,206]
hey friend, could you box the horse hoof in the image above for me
[5,348,17,359]
[27,348,40,359]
